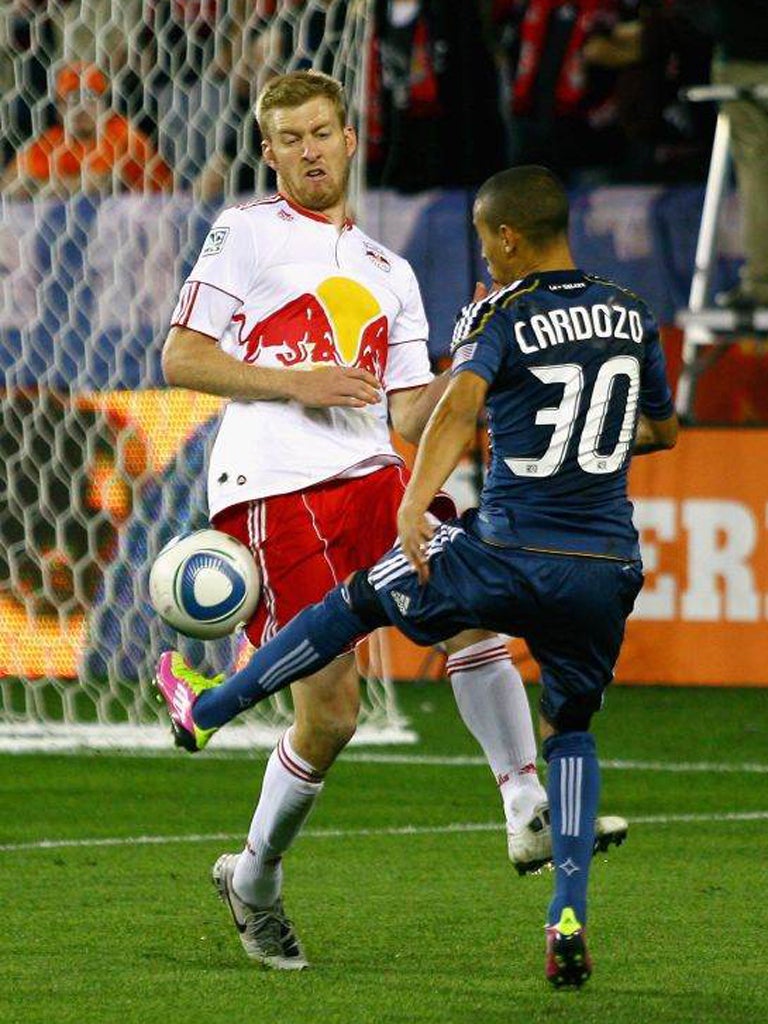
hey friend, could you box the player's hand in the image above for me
[397,502,435,584]
[472,280,501,302]
[290,366,381,408]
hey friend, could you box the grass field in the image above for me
[1,682,766,1024]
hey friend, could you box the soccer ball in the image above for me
[149,529,260,639]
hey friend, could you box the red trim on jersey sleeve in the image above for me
[170,281,199,327]
[170,280,242,340]
[185,280,244,304]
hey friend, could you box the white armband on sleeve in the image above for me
[170,281,242,341]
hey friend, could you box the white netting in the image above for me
[0,0,415,751]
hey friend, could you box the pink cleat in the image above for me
[153,651,222,752]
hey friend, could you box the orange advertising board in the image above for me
[617,428,768,686]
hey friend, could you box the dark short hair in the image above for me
[256,70,347,136]
[474,166,569,244]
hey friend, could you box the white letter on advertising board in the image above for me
[681,500,759,622]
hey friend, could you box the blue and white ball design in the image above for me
[149,529,260,639]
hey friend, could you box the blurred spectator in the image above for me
[0,61,173,200]
[585,1,714,183]
[371,0,506,192]
[710,0,768,309]
[494,0,637,186]
[0,1,63,169]
[35,1,243,193]
[57,0,152,138]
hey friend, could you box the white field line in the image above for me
[3,742,766,775]
[1,811,767,855]
[341,754,768,774]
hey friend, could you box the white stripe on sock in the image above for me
[261,649,319,694]
[264,647,319,696]
[259,639,316,691]
[560,758,568,836]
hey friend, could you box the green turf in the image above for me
[1,683,766,1024]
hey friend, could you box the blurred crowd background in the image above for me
[0,1,737,200]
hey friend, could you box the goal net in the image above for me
[0,0,415,751]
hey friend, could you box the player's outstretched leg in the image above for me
[543,731,600,987]
[153,582,374,749]
[212,853,308,970]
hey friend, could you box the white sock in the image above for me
[233,727,325,907]
[447,637,547,832]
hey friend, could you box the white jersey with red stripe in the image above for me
[170,193,433,518]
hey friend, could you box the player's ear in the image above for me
[500,224,518,255]
[261,137,277,171]
[343,125,357,159]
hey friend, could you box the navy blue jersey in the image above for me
[450,270,674,559]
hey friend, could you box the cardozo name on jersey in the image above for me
[514,303,644,355]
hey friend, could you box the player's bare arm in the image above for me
[388,288,491,444]
[397,370,488,582]
[633,411,679,455]
[388,372,451,444]
[162,326,381,407]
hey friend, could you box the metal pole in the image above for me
[676,116,732,417]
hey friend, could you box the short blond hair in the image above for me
[256,70,347,136]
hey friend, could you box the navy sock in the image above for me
[193,585,368,730]
[543,731,600,927]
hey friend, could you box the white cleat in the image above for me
[508,805,629,875]
[212,853,309,970]
[594,814,629,854]
[508,802,553,875]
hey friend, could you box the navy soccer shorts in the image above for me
[366,514,644,728]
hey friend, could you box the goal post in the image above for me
[0,0,416,752]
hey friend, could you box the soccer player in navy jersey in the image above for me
[157,165,678,986]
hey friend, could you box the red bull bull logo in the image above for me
[235,277,388,380]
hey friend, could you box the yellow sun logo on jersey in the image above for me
[316,277,385,366]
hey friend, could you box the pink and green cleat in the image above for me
[154,651,222,752]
